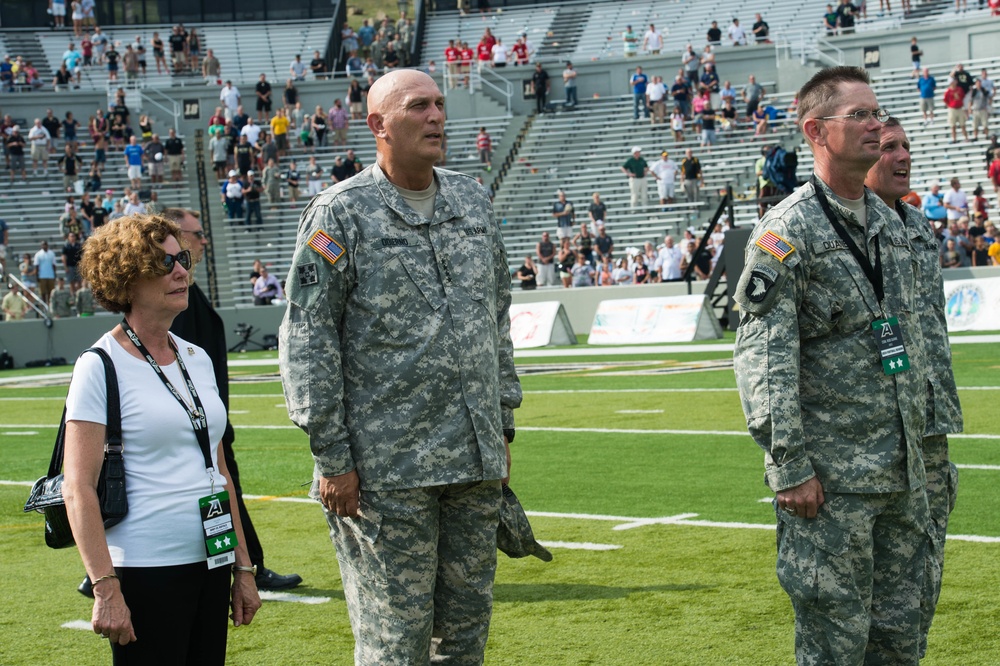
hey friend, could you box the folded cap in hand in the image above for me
[497,484,552,562]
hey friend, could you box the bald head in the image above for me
[367,69,439,117]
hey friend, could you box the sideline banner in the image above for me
[588,295,723,345]
[509,301,577,349]
[943,276,1000,331]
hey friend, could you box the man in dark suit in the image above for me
[166,208,302,591]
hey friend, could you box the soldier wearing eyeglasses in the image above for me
[733,67,929,665]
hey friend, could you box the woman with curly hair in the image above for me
[63,214,260,663]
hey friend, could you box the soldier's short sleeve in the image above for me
[279,201,355,477]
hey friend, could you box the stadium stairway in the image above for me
[536,3,591,63]
[4,32,53,83]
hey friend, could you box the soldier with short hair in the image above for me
[734,67,929,665]
[279,69,521,664]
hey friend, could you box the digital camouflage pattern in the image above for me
[49,285,73,317]
[734,177,930,665]
[900,202,963,656]
[279,163,521,490]
[325,481,501,665]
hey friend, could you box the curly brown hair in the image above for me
[78,214,182,313]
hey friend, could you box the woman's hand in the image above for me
[230,572,262,627]
[92,580,137,645]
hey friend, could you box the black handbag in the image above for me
[23,347,128,549]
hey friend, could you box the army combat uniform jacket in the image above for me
[279,163,522,491]
[733,177,926,494]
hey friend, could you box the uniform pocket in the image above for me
[775,508,851,606]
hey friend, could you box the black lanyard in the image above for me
[811,176,884,304]
[120,318,215,480]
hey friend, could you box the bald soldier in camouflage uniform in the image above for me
[864,117,963,658]
[278,69,521,665]
[733,67,929,665]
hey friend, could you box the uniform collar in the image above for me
[372,162,459,227]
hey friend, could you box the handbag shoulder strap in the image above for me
[48,347,123,476]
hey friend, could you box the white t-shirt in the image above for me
[943,188,968,221]
[728,24,747,45]
[647,82,667,102]
[219,85,241,110]
[651,159,679,183]
[240,123,262,145]
[491,43,508,64]
[65,332,228,567]
[644,29,664,51]
[657,246,683,280]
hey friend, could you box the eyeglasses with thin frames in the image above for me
[816,108,890,124]
[161,249,192,273]
[183,229,206,240]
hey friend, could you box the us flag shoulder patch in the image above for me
[308,230,346,266]
[755,231,795,262]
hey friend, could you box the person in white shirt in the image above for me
[491,39,509,68]
[650,151,680,205]
[657,235,683,281]
[27,119,52,176]
[942,177,968,222]
[562,62,578,107]
[240,118,262,145]
[646,76,668,126]
[728,18,748,46]
[642,24,664,55]
[219,81,241,122]
[289,54,307,81]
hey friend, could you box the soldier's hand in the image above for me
[776,476,825,519]
[502,436,511,485]
[319,471,360,518]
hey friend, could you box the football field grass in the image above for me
[1,334,998,665]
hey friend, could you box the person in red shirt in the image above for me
[511,37,529,66]
[988,149,1000,201]
[208,107,226,128]
[476,127,492,171]
[943,79,968,143]
[476,38,492,74]
[444,39,459,89]
[459,42,474,88]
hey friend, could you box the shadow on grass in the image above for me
[494,582,711,603]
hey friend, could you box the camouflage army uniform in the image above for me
[74,287,95,315]
[733,177,929,666]
[279,163,521,665]
[49,284,73,317]
[899,202,963,657]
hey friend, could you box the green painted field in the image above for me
[1,337,998,665]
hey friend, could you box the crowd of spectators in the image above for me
[441,27,535,90]
[915,63,995,143]
[341,13,415,78]
[920,175,1000,266]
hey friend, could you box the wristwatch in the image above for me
[232,564,257,577]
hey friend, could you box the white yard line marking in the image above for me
[0,480,34,486]
[956,464,1000,470]
[257,590,330,604]
[230,410,250,414]
[948,535,1000,543]
[525,388,736,394]
[244,494,315,504]
[62,620,93,631]
[539,541,622,551]
[615,410,664,414]
[2,431,38,436]
[613,513,700,531]
[521,426,751,436]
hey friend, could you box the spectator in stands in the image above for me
[511,36,530,66]
[756,146,779,218]
[202,48,221,85]
[944,178,969,224]
[208,130,229,179]
[53,62,73,92]
[123,136,143,190]
[261,158,281,209]
[562,62,578,108]
[837,0,858,34]
[952,63,973,95]
[308,106,326,148]
[285,160,300,206]
[552,190,575,239]
[220,81,241,122]
[329,154,351,185]
[682,45,699,89]
[62,232,83,293]
[657,235,683,281]
[752,14,771,44]
[344,148,363,176]
[944,79,969,143]
[91,26,107,64]
[0,218,7,264]
[680,148,704,203]
[822,5,839,35]
[347,78,365,120]
[989,148,1000,202]
[240,117,262,145]
[557,238,576,288]
[752,105,769,136]
[444,39,459,88]
[643,24,665,55]
[514,257,537,290]
[647,75,668,127]
[587,192,608,234]
[917,68,937,125]
[612,258,633,285]
[151,32,166,74]
[622,146,654,210]
[18,252,38,294]
[59,143,83,193]
[622,25,639,58]
[701,64,720,106]
[123,44,139,81]
[572,223,595,267]
[671,105,685,142]
[34,241,57,303]
[252,265,283,305]
[7,126,27,183]
[651,150,679,207]
[328,99,349,147]
[728,18,748,46]
[142,134,164,184]
[631,66,650,121]
[310,50,328,80]
[742,75,765,119]
[532,63,550,115]
[61,112,78,153]
[63,41,83,87]
[3,284,26,321]
[306,157,325,197]
[923,181,947,225]
[706,21,722,46]
[594,226,614,264]
[222,170,245,219]
[476,127,492,171]
[595,256,613,286]
[164,128,184,182]
[255,74,273,122]
[977,69,995,105]
[233,134,256,176]
[124,191,146,216]
[970,80,991,141]
[489,39,506,69]
[941,238,961,267]
[104,41,120,81]
[535,231,556,287]
[571,253,595,287]
[186,28,201,72]
[168,25,186,73]
[358,19,375,57]
[476,32,493,74]
[633,254,650,285]
[42,110,61,152]
[289,54,307,82]
[271,108,290,157]
[243,171,263,228]
[459,42,474,88]
[28,119,52,177]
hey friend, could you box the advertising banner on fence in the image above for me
[943,276,1000,331]
[588,295,723,345]
[509,301,577,349]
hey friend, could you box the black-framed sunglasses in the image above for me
[161,249,192,272]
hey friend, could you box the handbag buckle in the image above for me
[105,436,124,454]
